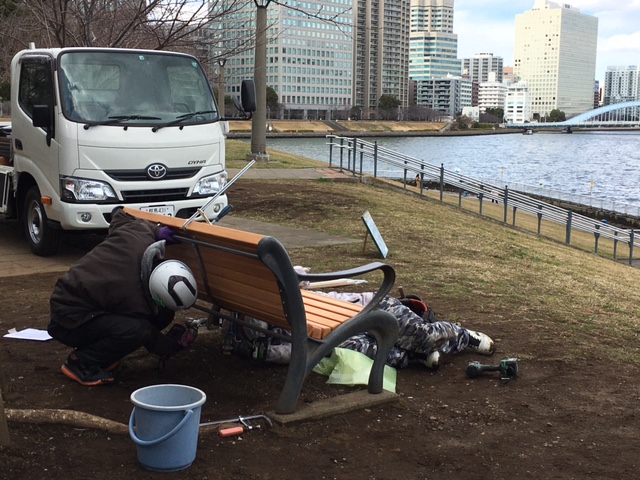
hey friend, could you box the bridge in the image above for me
[506,100,640,132]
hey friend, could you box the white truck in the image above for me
[0,46,254,256]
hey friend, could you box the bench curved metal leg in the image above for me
[364,311,399,394]
[275,339,309,414]
[275,309,399,414]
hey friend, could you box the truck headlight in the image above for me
[192,171,228,196]
[60,177,118,202]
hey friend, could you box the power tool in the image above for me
[465,358,519,381]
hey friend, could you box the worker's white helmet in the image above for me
[149,260,198,310]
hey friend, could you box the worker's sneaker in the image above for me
[61,353,115,386]
[466,330,495,355]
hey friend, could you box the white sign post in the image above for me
[361,211,389,259]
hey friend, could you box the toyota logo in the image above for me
[147,164,167,180]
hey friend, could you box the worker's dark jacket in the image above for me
[49,209,160,329]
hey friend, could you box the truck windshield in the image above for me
[58,51,218,127]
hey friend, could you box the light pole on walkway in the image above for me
[249,0,272,162]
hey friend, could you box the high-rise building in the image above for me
[409,0,460,81]
[462,53,504,84]
[353,0,411,118]
[603,66,640,105]
[514,0,598,118]
[210,1,355,120]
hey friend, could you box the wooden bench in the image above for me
[125,208,399,415]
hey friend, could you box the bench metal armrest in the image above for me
[297,261,396,314]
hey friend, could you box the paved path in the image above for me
[0,168,356,278]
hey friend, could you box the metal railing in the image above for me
[482,180,640,218]
[327,135,640,266]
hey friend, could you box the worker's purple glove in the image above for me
[166,323,198,353]
[156,226,178,245]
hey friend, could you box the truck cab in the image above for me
[1,47,254,256]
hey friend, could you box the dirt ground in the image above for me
[1,183,639,480]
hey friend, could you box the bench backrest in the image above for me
[124,208,362,339]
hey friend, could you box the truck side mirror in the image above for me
[240,80,256,113]
[32,104,53,146]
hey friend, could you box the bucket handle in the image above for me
[129,407,194,447]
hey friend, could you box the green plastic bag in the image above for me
[313,348,397,393]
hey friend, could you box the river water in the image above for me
[259,131,640,209]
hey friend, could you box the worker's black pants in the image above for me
[48,309,175,369]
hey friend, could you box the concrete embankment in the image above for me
[227,120,518,139]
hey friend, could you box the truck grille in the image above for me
[121,188,190,203]
[105,167,200,181]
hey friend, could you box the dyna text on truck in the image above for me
[0,46,255,256]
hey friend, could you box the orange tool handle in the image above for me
[219,426,244,437]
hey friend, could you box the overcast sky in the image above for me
[454,0,640,84]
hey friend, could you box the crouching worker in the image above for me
[47,207,199,386]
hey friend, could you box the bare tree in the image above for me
[0,1,353,99]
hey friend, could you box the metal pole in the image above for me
[503,186,509,223]
[373,141,378,178]
[629,230,635,266]
[250,1,271,162]
[537,206,543,235]
[479,193,484,215]
[439,164,444,202]
[565,210,573,245]
[594,224,600,254]
[328,136,334,168]
[358,140,363,179]
[183,160,256,228]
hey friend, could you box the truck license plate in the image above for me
[140,205,175,216]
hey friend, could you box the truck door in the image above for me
[14,55,60,201]
[13,54,63,255]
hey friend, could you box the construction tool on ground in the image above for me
[200,414,273,437]
[466,358,519,381]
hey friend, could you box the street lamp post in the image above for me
[249,0,272,162]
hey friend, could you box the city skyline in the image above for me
[455,0,640,84]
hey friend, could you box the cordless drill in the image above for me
[466,358,519,381]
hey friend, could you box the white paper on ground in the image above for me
[4,328,52,341]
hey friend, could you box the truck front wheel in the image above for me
[23,186,62,256]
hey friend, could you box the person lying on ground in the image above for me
[223,290,495,369]
[47,207,199,386]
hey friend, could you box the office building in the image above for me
[353,0,411,118]
[504,82,531,124]
[514,0,598,118]
[478,72,507,113]
[603,66,640,105]
[409,0,461,81]
[210,1,355,120]
[462,53,504,84]
[415,75,472,118]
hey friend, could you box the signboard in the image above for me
[361,211,389,259]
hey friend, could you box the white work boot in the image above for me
[466,330,495,355]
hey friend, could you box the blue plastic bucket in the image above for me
[129,384,207,472]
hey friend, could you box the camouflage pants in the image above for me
[227,295,471,369]
[338,296,470,369]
